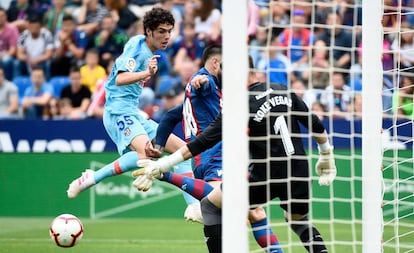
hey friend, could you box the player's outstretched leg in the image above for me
[287,215,327,253]
[161,171,214,200]
[201,196,222,253]
[161,170,214,224]
[251,217,283,253]
[173,159,204,223]
[67,151,139,198]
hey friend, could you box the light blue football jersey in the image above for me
[105,35,153,114]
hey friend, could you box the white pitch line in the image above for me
[0,238,204,244]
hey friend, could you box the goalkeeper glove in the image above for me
[315,143,337,186]
[132,160,162,192]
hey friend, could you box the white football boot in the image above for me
[67,169,96,199]
[184,202,204,224]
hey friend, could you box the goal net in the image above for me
[222,0,414,252]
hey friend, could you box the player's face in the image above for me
[147,24,173,51]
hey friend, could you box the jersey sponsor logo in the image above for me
[255,88,274,100]
[253,96,292,122]
[125,58,136,72]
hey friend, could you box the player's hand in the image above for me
[147,55,160,76]
[145,140,163,158]
[132,174,153,192]
[133,159,163,179]
[191,75,208,89]
[315,147,337,186]
[132,160,159,191]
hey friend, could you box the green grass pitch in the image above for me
[1,217,413,252]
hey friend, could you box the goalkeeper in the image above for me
[134,57,337,253]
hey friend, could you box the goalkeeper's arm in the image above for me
[150,112,223,173]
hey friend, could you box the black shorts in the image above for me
[248,159,310,215]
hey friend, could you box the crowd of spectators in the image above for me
[0,0,413,121]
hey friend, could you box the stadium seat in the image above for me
[12,76,32,104]
[49,76,71,98]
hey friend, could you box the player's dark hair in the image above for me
[248,55,254,69]
[69,65,81,73]
[202,45,222,66]
[62,14,75,23]
[143,7,175,36]
[31,66,45,73]
[27,14,43,24]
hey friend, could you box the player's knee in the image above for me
[248,206,267,223]
[200,197,221,226]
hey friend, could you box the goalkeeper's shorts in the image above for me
[248,159,310,215]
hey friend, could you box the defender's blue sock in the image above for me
[161,171,214,200]
[251,218,283,253]
[173,160,200,205]
[94,151,139,183]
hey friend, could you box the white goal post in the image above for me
[222,1,249,253]
[361,0,384,252]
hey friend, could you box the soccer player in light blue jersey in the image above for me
[67,7,202,223]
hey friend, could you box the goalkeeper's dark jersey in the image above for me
[248,82,326,181]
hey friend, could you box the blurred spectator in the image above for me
[15,15,54,79]
[318,11,353,70]
[392,74,414,118]
[257,35,292,86]
[320,71,353,119]
[80,48,106,93]
[0,7,19,81]
[277,9,314,78]
[21,66,53,118]
[60,66,91,119]
[347,93,362,120]
[247,0,259,39]
[383,0,401,32]
[192,0,221,45]
[50,14,87,77]
[170,20,205,71]
[128,0,158,20]
[0,66,19,118]
[86,59,113,118]
[249,26,268,69]
[264,0,289,37]
[43,96,60,119]
[6,0,39,32]
[302,39,330,90]
[0,1,12,9]
[311,101,327,121]
[337,0,362,27]
[175,56,198,83]
[391,22,414,72]
[290,78,316,108]
[292,0,312,24]
[94,13,128,67]
[152,75,185,122]
[103,0,138,36]
[43,0,68,36]
[75,0,108,46]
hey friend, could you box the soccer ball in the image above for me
[49,214,83,247]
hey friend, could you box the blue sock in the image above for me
[251,218,283,253]
[173,160,200,205]
[94,151,139,183]
[161,172,214,201]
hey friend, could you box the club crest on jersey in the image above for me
[124,127,131,136]
[125,58,136,72]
